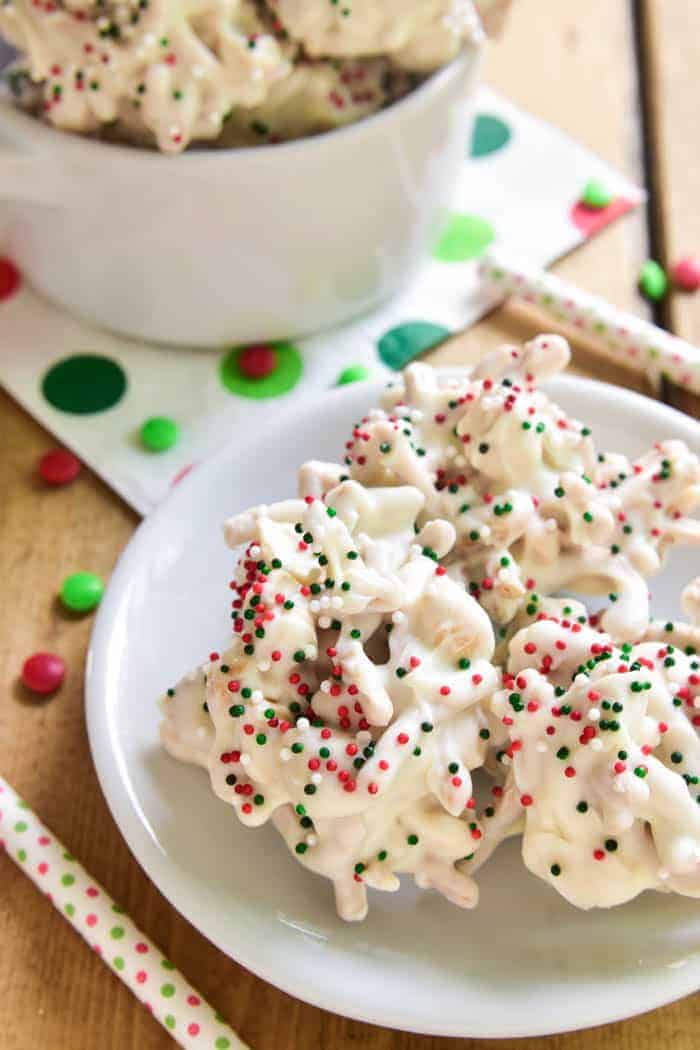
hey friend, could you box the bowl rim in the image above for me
[0,44,479,168]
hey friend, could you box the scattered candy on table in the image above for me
[580,178,612,210]
[60,571,105,614]
[21,652,65,695]
[638,259,668,302]
[672,256,700,292]
[140,416,180,453]
[336,364,372,385]
[38,447,82,486]
[238,343,278,379]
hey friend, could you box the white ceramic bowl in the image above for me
[86,375,700,1038]
[0,46,480,347]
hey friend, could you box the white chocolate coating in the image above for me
[309,337,700,641]
[161,482,501,919]
[0,0,480,151]
[467,614,700,907]
[160,341,700,921]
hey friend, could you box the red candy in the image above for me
[238,343,277,379]
[671,257,700,292]
[38,447,82,486]
[0,258,20,301]
[21,652,66,695]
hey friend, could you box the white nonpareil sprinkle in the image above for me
[296,717,310,730]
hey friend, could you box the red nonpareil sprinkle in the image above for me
[346,743,358,756]
[227,680,240,692]
[614,761,626,774]
[520,794,533,806]
[658,721,668,733]
[308,758,320,771]
[378,760,389,771]
[343,779,357,793]
[396,733,409,745]
[472,673,483,685]
[435,566,446,576]
[471,827,482,840]
[546,726,556,736]
[524,642,537,654]
[451,776,462,787]
[38,447,81,486]
[368,782,378,794]
[439,686,451,696]
[593,849,605,861]
[564,766,576,778]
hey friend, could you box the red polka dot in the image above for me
[38,835,51,846]
[86,886,99,897]
[187,1023,200,1037]
[136,970,147,984]
[86,914,98,927]
[0,258,20,301]
[135,942,149,953]
[570,197,634,237]
[37,862,49,875]
[187,995,201,1007]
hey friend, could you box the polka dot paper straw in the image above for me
[0,776,248,1050]
[479,252,700,396]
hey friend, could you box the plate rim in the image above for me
[86,372,700,1038]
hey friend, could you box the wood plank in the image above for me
[1,1,697,1047]
[637,0,700,417]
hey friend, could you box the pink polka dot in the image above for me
[38,836,51,846]
[171,462,197,487]
[86,914,98,927]
[93,945,102,956]
[136,970,147,984]
[187,995,201,1007]
[86,886,99,897]
[0,259,20,302]
[37,862,49,875]
[188,1023,201,1037]
[570,197,634,237]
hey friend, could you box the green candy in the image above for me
[638,260,668,302]
[336,364,371,386]
[60,571,104,613]
[581,179,612,210]
[140,416,180,452]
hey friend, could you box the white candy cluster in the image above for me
[162,482,501,920]
[161,336,700,919]
[0,0,481,152]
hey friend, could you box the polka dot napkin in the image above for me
[0,86,641,515]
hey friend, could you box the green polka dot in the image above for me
[161,959,175,970]
[219,342,302,399]
[165,1015,176,1030]
[377,321,450,370]
[470,114,512,157]
[113,956,125,971]
[64,903,75,917]
[110,926,125,940]
[433,213,495,262]
[161,983,175,998]
[336,364,371,386]
[42,354,127,414]
[216,1040,231,1050]
[14,821,27,833]
[111,903,125,914]
[17,849,26,863]
[16,799,28,809]
[63,851,76,862]
[61,873,76,886]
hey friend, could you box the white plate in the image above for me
[87,374,700,1039]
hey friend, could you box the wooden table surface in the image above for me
[1,1,699,1047]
